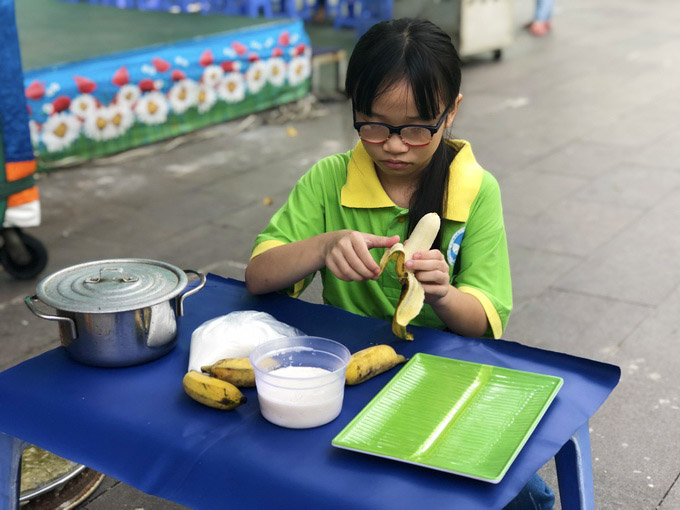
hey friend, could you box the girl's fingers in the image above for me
[406,258,448,272]
[411,250,444,261]
[415,270,449,286]
[364,233,400,249]
[329,255,365,281]
[343,243,379,279]
[350,233,381,274]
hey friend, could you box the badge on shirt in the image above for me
[446,227,466,266]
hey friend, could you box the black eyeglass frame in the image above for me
[352,104,453,147]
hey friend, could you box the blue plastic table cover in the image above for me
[0,274,620,509]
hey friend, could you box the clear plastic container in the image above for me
[249,336,351,429]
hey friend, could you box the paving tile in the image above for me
[588,285,680,509]
[628,127,680,172]
[553,191,680,306]
[504,288,650,358]
[659,477,680,509]
[506,245,578,306]
[522,141,624,178]
[498,170,589,217]
[576,163,680,209]
[505,199,643,257]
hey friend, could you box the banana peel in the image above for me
[378,212,441,340]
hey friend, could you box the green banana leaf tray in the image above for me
[332,353,563,483]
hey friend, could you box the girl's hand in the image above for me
[405,250,451,304]
[324,230,400,282]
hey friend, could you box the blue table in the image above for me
[0,275,620,509]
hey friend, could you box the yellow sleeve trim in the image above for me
[250,239,287,260]
[458,285,503,339]
[250,239,306,298]
[290,279,306,298]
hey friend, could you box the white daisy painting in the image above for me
[108,103,134,137]
[134,91,169,125]
[217,73,245,103]
[41,113,81,153]
[70,94,98,119]
[246,60,268,94]
[168,79,198,114]
[196,84,217,113]
[202,65,224,88]
[116,84,141,107]
[84,107,118,141]
[267,58,286,87]
[287,56,311,87]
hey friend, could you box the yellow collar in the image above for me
[340,140,484,222]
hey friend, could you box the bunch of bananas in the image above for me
[195,344,406,392]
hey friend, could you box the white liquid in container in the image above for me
[256,366,345,429]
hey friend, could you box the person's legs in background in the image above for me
[312,0,327,23]
[528,0,554,36]
[503,473,555,510]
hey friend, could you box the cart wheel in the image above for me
[493,49,503,61]
[0,228,48,280]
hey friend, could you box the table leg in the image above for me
[555,421,595,510]
[0,432,26,510]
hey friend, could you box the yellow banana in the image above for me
[202,358,255,388]
[345,345,408,385]
[182,370,247,410]
[379,212,441,340]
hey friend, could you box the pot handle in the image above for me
[176,270,207,316]
[24,295,78,340]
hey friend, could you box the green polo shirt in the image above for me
[251,140,512,339]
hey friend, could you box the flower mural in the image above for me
[22,20,312,164]
[70,94,98,119]
[196,83,217,114]
[217,73,246,103]
[41,113,81,152]
[84,106,118,141]
[245,60,268,95]
[202,65,224,88]
[135,91,169,125]
[287,56,311,87]
[168,79,198,114]
[267,57,287,87]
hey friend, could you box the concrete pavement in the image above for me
[2,0,679,507]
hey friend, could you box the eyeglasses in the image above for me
[353,106,451,147]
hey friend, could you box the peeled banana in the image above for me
[202,358,255,388]
[345,344,408,385]
[182,370,247,410]
[379,212,441,340]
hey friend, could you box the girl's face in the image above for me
[355,80,461,182]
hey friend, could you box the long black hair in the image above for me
[345,18,462,248]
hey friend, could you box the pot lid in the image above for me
[36,259,188,313]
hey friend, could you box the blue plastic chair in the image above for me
[333,0,392,30]
[241,0,273,17]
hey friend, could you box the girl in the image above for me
[246,18,553,508]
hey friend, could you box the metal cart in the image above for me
[0,0,48,280]
[394,0,514,60]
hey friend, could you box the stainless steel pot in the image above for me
[25,259,206,367]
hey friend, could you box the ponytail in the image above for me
[408,141,456,249]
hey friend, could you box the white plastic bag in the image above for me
[188,310,304,372]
